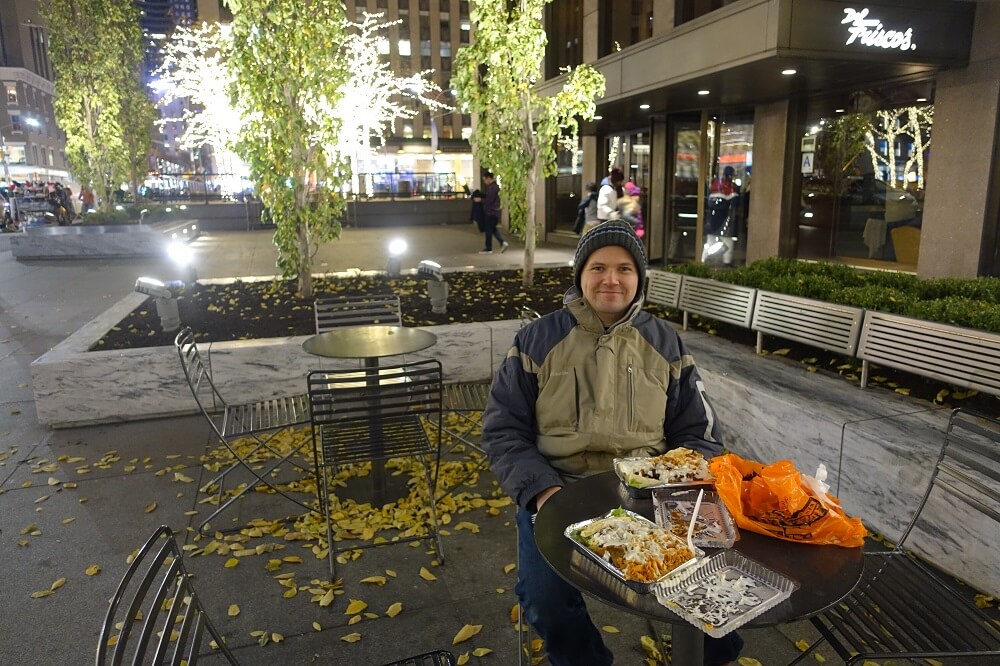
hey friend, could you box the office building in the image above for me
[537,0,998,279]
[0,0,71,185]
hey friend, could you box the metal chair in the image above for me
[314,294,402,333]
[307,359,445,579]
[789,408,1000,665]
[433,381,492,501]
[174,328,312,535]
[96,525,240,666]
[381,651,456,666]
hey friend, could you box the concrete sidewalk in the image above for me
[0,225,824,664]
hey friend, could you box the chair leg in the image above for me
[433,410,490,503]
[197,430,315,535]
[785,636,824,665]
[421,452,445,565]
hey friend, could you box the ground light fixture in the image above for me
[387,238,407,276]
[134,276,184,332]
[418,259,448,314]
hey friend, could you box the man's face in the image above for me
[580,245,639,326]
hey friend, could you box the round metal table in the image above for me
[534,471,864,664]
[302,325,438,501]
[302,325,438,360]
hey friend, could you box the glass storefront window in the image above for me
[703,114,752,267]
[797,101,931,267]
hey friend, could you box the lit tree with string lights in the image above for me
[452,0,604,287]
[334,12,451,194]
[152,22,245,180]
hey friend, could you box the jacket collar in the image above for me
[563,287,645,334]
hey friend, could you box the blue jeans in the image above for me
[516,509,743,665]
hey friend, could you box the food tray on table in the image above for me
[652,487,739,549]
[614,447,715,499]
[564,508,704,594]
[654,550,798,638]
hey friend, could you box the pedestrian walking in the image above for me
[480,172,509,254]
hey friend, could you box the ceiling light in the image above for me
[781,68,797,75]
[639,104,650,110]
[697,90,710,96]
[916,97,927,102]
[593,115,603,120]
[835,108,845,113]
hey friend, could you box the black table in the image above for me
[302,325,438,499]
[534,471,864,664]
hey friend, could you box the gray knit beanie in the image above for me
[573,220,647,297]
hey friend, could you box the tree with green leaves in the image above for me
[227,0,351,299]
[452,0,604,286]
[41,0,150,210]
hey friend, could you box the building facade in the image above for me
[537,0,998,279]
[0,0,71,186]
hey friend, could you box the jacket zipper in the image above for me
[627,362,635,430]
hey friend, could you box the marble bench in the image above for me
[10,224,167,259]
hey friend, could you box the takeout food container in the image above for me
[564,508,704,594]
[654,550,797,637]
[652,487,739,549]
[614,455,714,499]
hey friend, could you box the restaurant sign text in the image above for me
[842,8,916,52]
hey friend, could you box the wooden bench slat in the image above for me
[858,312,1000,392]
[750,290,864,356]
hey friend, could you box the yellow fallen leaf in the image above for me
[503,563,516,574]
[282,587,297,599]
[271,633,283,643]
[312,622,322,631]
[935,389,950,403]
[471,647,492,657]
[144,501,157,513]
[457,654,470,666]
[348,615,362,625]
[602,625,620,633]
[51,578,66,591]
[345,599,368,615]
[85,564,101,576]
[224,558,239,569]
[419,567,437,581]
[795,640,811,651]
[48,477,61,486]
[813,653,826,663]
[34,495,49,504]
[173,472,194,483]
[61,517,76,525]
[282,556,303,563]
[738,658,763,666]
[894,387,911,396]
[340,633,362,643]
[452,624,482,645]
[386,602,402,618]
[385,569,397,577]
[319,589,335,607]
[228,604,240,617]
[772,348,791,356]
[31,590,55,598]
[360,576,387,586]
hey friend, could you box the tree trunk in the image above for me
[297,221,313,298]
[522,159,538,287]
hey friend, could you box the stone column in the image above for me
[745,98,796,263]
[918,5,1000,279]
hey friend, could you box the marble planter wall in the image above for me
[29,296,999,596]
[11,224,166,259]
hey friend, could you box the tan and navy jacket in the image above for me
[481,288,722,511]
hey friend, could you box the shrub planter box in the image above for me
[10,224,167,259]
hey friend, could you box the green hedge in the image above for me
[80,204,176,225]
[661,258,1000,334]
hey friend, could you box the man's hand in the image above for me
[534,486,562,512]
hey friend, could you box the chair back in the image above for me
[314,294,402,333]
[897,408,1000,552]
[307,359,442,465]
[520,306,541,328]
[96,526,239,666]
[174,328,228,419]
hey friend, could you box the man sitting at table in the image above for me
[481,220,743,665]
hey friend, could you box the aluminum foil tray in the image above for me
[654,550,798,638]
[564,508,704,594]
[613,457,714,499]
[652,487,739,549]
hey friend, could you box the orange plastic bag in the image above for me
[708,453,867,547]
